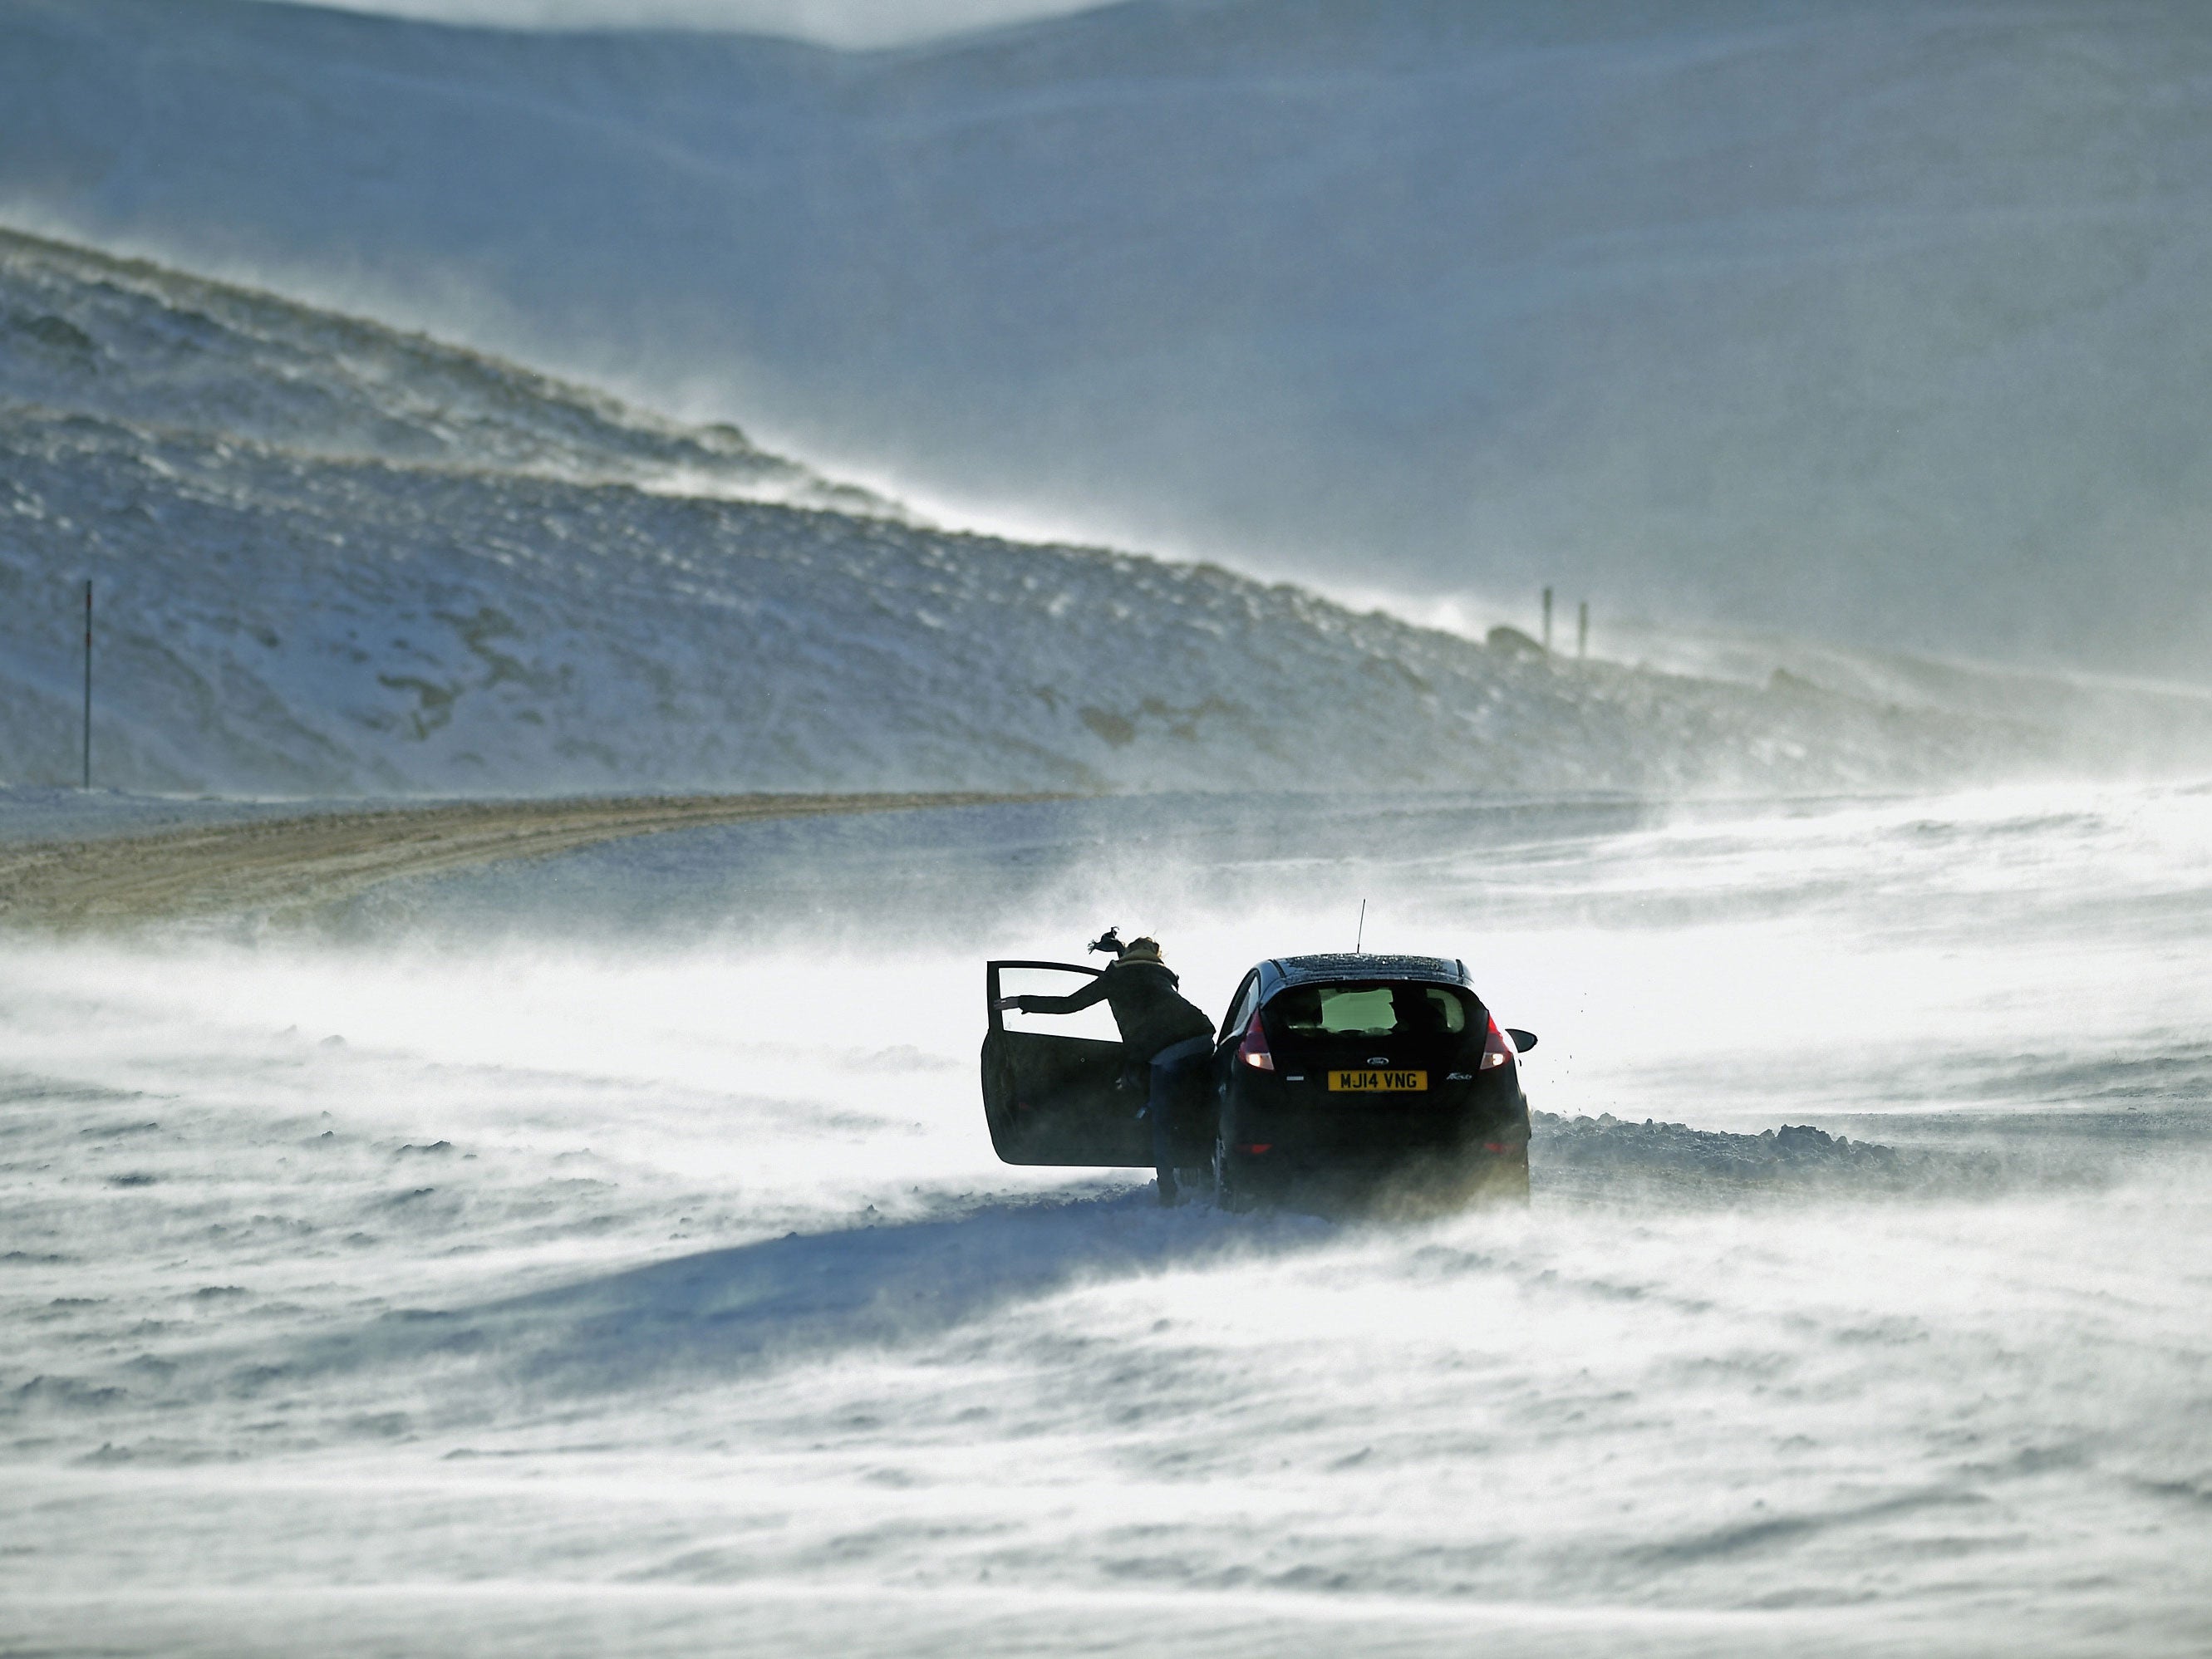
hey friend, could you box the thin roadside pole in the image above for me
[1541,587,1553,652]
[81,579,92,790]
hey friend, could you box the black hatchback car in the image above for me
[981,952,1535,1208]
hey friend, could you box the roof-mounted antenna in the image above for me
[1354,900,1367,954]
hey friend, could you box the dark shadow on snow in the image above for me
[113,1113,2155,1426]
[247,1186,1313,1403]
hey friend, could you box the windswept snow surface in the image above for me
[12,226,2175,799]
[7,0,2212,671]
[3,784,2210,1656]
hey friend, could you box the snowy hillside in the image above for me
[4,226,2141,798]
[4,0,2211,674]
[0,227,901,520]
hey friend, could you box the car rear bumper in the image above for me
[1221,1137,1528,1207]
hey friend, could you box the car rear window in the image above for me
[1272,982,1468,1037]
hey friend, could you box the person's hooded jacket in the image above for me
[1012,945,1214,1061]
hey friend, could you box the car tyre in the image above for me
[1212,1132,1252,1214]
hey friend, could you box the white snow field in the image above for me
[6,0,2212,672]
[3,784,2210,1657]
[18,224,2205,800]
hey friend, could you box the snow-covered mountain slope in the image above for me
[0,228,902,519]
[4,0,2211,675]
[7,226,2160,798]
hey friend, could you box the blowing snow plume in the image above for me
[7,226,2212,797]
[6,0,2212,675]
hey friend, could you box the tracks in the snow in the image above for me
[0,792,1057,930]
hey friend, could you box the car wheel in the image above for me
[1502,1154,1531,1203]
[1477,1146,1531,1205]
[1212,1132,1251,1214]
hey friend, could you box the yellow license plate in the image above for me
[1328,1069,1428,1092]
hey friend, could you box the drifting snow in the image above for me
[3,787,2210,1655]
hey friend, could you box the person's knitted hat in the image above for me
[1118,936,1163,964]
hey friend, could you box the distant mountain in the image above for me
[7,226,2136,798]
[4,0,2210,675]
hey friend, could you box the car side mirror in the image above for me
[1507,1028,1537,1052]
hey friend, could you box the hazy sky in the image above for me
[288,0,1103,46]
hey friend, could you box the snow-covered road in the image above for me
[3,785,2208,1655]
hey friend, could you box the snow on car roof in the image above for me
[1268,953,1468,988]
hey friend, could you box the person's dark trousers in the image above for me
[1146,1035,1213,1205]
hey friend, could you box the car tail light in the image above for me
[1479,1016,1516,1071]
[1237,1010,1276,1071]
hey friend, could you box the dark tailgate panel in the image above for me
[1253,979,1512,1162]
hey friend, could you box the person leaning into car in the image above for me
[994,935,1214,1205]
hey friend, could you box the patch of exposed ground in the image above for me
[0,792,1057,930]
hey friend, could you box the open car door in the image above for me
[981,960,1150,1166]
